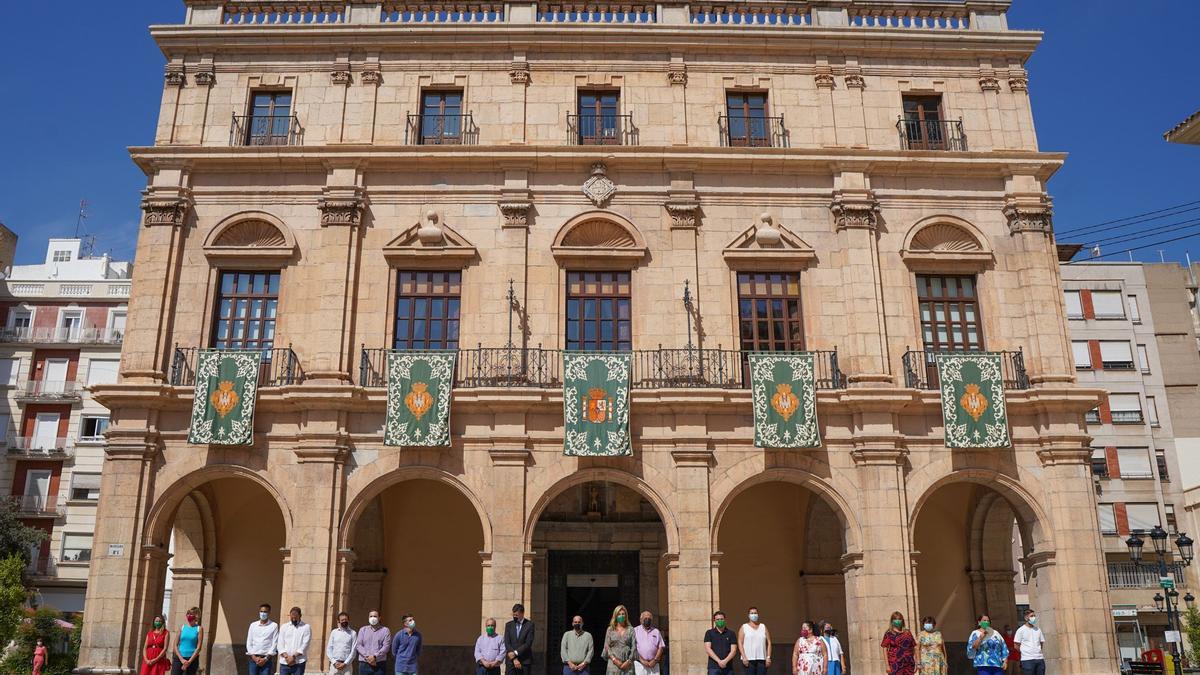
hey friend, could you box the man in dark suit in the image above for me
[504,603,535,673]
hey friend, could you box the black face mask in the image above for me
[824,629,833,635]
[340,621,349,628]
[573,624,583,631]
[642,619,652,628]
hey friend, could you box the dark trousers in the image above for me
[248,657,274,675]
[280,662,307,675]
[477,666,501,675]
[708,666,734,675]
[745,660,767,675]
[358,661,388,675]
[1020,661,1046,675]
[171,655,198,675]
[562,667,590,675]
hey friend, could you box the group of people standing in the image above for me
[700,607,845,675]
[881,610,1047,675]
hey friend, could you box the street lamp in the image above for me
[1127,529,1195,666]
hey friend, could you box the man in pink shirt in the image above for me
[634,611,666,675]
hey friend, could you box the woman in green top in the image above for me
[602,605,636,675]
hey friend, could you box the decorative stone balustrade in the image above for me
[538,2,657,23]
[847,2,970,29]
[382,2,505,23]
[690,2,810,26]
[221,2,347,24]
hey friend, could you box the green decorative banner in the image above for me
[936,352,1011,449]
[187,350,262,446]
[749,352,821,448]
[563,352,631,456]
[385,350,456,447]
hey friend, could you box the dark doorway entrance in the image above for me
[547,550,641,675]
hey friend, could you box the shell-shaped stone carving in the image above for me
[212,220,287,247]
[909,223,982,253]
[560,219,638,248]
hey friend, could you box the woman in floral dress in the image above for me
[966,614,1010,675]
[880,611,916,675]
[792,622,827,675]
[916,615,948,675]
[601,605,636,675]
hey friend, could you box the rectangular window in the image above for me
[246,91,293,145]
[1157,448,1170,482]
[1167,504,1178,533]
[1147,396,1160,427]
[418,90,464,145]
[1126,503,1161,533]
[59,309,83,339]
[52,250,71,262]
[1063,291,1083,319]
[565,271,631,351]
[725,92,770,147]
[901,94,946,150]
[0,357,18,386]
[1128,295,1142,323]
[86,359,119,386]
[1116,448,1153,479]
[1091,448,1109,478]
[212,271,280,352]
[1085,407,1100,424]
[1137,344,1150,373]
[1099,341,1135,370]
[1098,504,1117,534]
[1109,393,1143,424]
[393,271,462,351]
[69,473,101,502]
[61,533,93,563]
[1092,290,1125,319]
[1071,341,1092,369]
[576,90,620,145]
[79,416,109,441]
[917,275,982,350]
[736,272,804,352]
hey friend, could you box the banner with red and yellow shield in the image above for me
[935,352,1011,449]
[384,350,456,447]
[748,352,821,449]
[563,352,631,456]
[187,349,262,446]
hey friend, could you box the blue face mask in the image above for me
[923,623,933,632]
[259,612,269,621]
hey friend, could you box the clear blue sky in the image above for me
[0,1,1197,265]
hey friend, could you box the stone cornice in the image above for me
[130,146,1067,182]
[148,25,1044,61]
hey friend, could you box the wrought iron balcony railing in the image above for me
[10,495,63,517]
[230,113,303,146]
[5,436,74,459]
[1107,561,1186,589]
[169,346,304,387]
[25,555,57,577]
[901,349,1029,391]
[16,380,82,400]
[896,117,967,151]
[567,113,636,146]
[359,345,845,390]
[718,114,787,148]
[405,113,478,145]
[0,326,123,345]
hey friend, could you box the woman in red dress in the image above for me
[32,638,48,675]
[139,615,172,675]
[880,610,917,675]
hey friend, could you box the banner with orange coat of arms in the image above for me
[935,352,1011,448]
[749,352,820,448]
[187,350,262,445]
[384,350,456,447]
[563,352,631,456]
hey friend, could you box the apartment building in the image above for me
[0,236,131,613]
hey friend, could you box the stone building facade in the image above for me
[80,1,1117,673]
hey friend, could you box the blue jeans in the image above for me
[280,662,307,675]
[708,667,733,675]
[563,667,590,675]
[745,661,767,675]
[358,661,388,675]
[477,667,501,675]
[1020,661,1045,675]
[247,657,274,675]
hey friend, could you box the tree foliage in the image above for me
[0,498,47,563]
[1183,606,1200,666]
[0,556,25,649]
[0,606,81,675]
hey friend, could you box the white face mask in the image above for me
[1028,616,1038,626]
[259,612,269,621]
[749,613,759,623]
[406,619,416,629]
[369,616,380,626]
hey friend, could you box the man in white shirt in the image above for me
[326,612,357,675]
[278,606,313,675]
[246,603,279,675]
[1012,609,1046,675]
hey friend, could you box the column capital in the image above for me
[671,449,714,467]
[508,61,530,85]
[667,63,688,86]
[499,199,532,229]
[318,187,365,227]
[665,199,701,230]
[1021,549,1056,573]
[140,187,193,228]
[1004,194,1053,235]
[830,190,880,231]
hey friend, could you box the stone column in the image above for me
[358,59,381,143]
[485,448,530,621]
[77,438,161,673]
[978,66,1005,150]
[330,58,352,143]
[668,450,715,674]
[847,440,914,674]
[814,62,838,147]
[158,60,186,144]
[1035,447,1117,673]
[508,56,530,144]
[309,173,365,383]
[830,175,888,383]
[125,177,193,383]
[668,58,688,146]
[283,442,350,666]
[166,566,217,631]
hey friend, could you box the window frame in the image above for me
[1115,447,1153,479]
[725,91,771,148]
[1099,341,1135,370]
[1091,447,1109,479]
[210,270,281,353]
[78,416,110,443]
[575,89,621,145]
[68,473,101,502]
[735,272,805,352]
[1091,290,1126,319]
[1109,393,1144,424]
[245,89,294,146]
[564,271,632,352]
[916,274,984,351]
[1063,290,1083,319]
[392,270,462,351]
[60,532,93,564]
[1098,503,1117,535]
[1156,448,1170,482]
[418,89,465,145]
[1071,340,1092,370]
[1137,344,1151,374]
[901,94,947,150]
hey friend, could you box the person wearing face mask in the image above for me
[880,611,915,675]
[561,615,595,674]
[390,614,422,675]
[1012,610,1045,675]
[139,615,171,675]
[704,611,737,675]
[966,615,1009,675]
[1001,626,1019,675]
[602,605,636,674]
[277,607,312,675]
[818,623,843,675]
[505,603,536,673]
[475,618,506,675]
[246,604,279,675]
[915,616,946,675]
[326,612,356,675]
[356,610,391,675]
[790,621,826,675]
[634,611,665,675]
[738,606,772,675]
[172,607,203,675]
